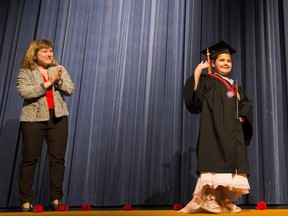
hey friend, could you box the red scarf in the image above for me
[209,73,239,100]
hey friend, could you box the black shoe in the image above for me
[21,203,33,212]
[50,200,62,211]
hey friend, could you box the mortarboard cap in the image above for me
[201,41,236,60]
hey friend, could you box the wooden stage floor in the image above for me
[1,207,288,216]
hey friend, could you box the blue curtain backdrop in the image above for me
[1,0,288,208]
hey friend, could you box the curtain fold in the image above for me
[1,0,288,208]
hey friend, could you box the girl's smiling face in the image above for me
[212,53,232,76]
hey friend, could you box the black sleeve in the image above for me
[183,74,206,114]
[238,86,253,145]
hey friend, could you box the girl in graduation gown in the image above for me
[179,41,253,214]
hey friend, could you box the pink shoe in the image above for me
[221,203,241,213]
[200,194,221,214]
[177,206,198,214]
[200,200,221,214]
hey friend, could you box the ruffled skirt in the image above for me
[178,172,250,214]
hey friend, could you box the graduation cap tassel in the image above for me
[206,48,212,74]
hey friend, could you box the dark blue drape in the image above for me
[1,0,288,208]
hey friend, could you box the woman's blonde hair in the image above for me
[21,39,58,70]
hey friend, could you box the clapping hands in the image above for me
[49,66,62,84]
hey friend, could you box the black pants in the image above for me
[19,111,68,204]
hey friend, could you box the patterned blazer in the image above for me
[16,66,74,122]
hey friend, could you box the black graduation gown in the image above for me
[184,73,253,175]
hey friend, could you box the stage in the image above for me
[1,208,288,216]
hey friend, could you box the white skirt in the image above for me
[178,172,250,213]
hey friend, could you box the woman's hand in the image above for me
[49,66,62,83]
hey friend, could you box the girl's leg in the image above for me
[218,186,241,213]
[200,185,221,213]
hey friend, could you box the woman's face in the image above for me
[212,53,232,76]
[35,47,54,68]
